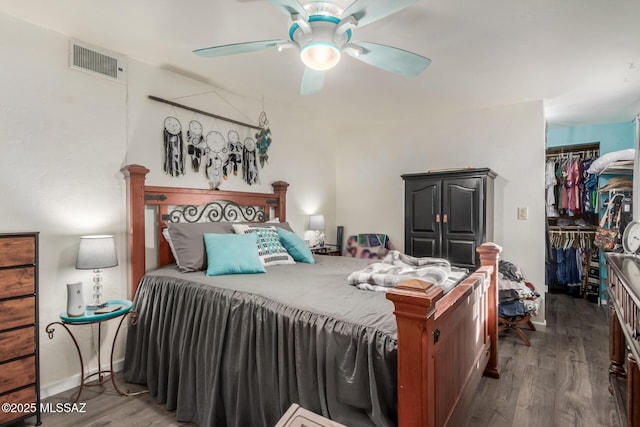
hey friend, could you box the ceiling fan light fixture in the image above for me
[195,0,430,95]
[300,42,341,71]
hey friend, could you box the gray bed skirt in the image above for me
[124,271,398,426]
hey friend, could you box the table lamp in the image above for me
[308,214,326,247]
[76,235,118,310]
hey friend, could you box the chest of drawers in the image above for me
[0,233,40,426]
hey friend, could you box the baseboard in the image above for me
[531,319,547,331]
[40,358,124,399]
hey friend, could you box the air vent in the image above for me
[69,39,127,84]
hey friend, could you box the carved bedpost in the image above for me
[121,164,149,300]
[271,181,289,221]
[386,279,444,427]
[477,242,502,379]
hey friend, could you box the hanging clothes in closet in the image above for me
[545,150,600,226]
[547,228,596,297]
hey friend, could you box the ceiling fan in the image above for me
[193,0,431,95]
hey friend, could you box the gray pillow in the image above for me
[167,221,294,272]
[267,221,294,233]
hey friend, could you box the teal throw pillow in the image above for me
[204,233,266,276]
[276,227,315,264]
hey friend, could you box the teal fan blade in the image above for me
[351,41,431,76]
[342,0,418,28]
[194,40,285,58]
[300,68,326,95]
[269,0,308,19]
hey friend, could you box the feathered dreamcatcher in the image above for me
[163,116,185,177]
[242,137,260,185]
[204,131,228,190]
[155,97,274,187]
[224,130,243,180]
[255,111,272,168]
[186,119,205,172]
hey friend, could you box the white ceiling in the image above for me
[2,0,640,129]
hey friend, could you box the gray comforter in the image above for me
[124,255,399,427]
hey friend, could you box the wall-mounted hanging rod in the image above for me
[545,142,600,158]
[148,95,262,131]
[545,149,600,161]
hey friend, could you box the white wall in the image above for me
[125,61,338,239]
[336,101,548,325]
[1,14,338,394]
[0,13,128,393]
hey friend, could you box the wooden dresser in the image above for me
[0,232,40,426]
[605,252,640,427]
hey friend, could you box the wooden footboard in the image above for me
[387,243,501,427]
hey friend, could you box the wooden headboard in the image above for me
[121,164,289,299]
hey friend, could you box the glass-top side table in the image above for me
[45,299,143,402]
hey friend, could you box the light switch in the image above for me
[517,207,528,220]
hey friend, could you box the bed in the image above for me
[121,164,501,427]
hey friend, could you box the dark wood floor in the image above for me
[465,293,620,427]
[18,293,618,427]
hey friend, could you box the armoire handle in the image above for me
[436,214,440,223]
[443,214,448,223]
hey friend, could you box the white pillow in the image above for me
[587,149,635,175]
[162,228,180,266]
[232,224,295,267]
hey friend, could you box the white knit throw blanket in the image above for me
[347,250,466,292]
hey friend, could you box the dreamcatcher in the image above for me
[204,131,228,190]
[224,130,243,179]
[163,116,185,177]
[255,111,272,168]
[242,137,260,185]
[186,119,205,172]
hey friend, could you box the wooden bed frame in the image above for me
[121,164,500,427]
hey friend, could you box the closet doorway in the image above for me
[545,142,600,300]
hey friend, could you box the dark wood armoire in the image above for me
[402,168,496,269]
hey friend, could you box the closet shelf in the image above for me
[598,187,633,194]
[600,160,634,175]
[548,225,598,232]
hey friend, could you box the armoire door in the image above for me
[441,177,483,268]
[403,168,495,269]
[404,178,441,258]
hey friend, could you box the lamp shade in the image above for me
[76,235,118,270]
[309,214,326,231]
[300,42,341,71]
